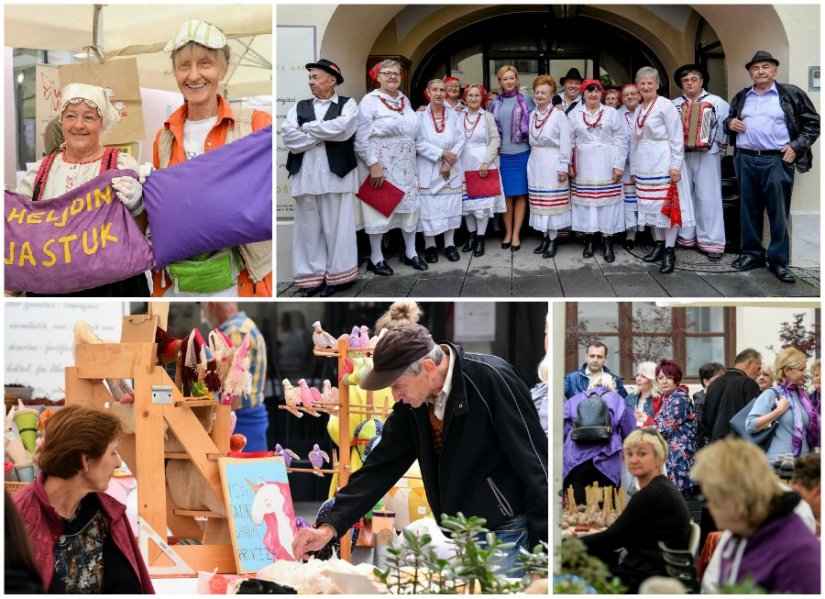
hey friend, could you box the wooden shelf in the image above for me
[165,452,222,461]
[174,398,217,408]
[173,508,225,519]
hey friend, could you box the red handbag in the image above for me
[464,169,502,199]
[356,176,404,217]
[660,181,682,227]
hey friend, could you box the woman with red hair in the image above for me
[459,83,505,257]
[444,76,465,112]
[653,358,697,495]
[527,75,572,258]
[568,79,628,262]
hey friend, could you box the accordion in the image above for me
[678,100,715,151]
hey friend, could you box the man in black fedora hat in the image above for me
[291,324,548,571]
[724,50,820,283]
[671,64,730,260]
[557,67,584,114]
[282,59,359,296]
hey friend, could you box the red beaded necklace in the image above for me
[430,106,446,133]
[582,107,604,130]
[379,94,406,113]
[463,110,482,137]
[634,96,658,137]
[530,106,554,141]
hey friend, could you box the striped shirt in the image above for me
[219,311,267,410]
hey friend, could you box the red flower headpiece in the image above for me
[621,83,639,95]
[369,63,382,81]
[580,79,605,94]
[443,76,461,85]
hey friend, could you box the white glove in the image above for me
[137,162,154,184]
[111,175,144,216]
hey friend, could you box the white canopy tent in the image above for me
[4,4,272,98]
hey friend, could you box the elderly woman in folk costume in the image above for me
[568,79,628,262]
[15,83,149,297]
[443,76,465,112]
[527,75,572,259]
[355,60,428,274]
[416,79,466,263]
[459,83,504,257]
[630,66,695,274]
[152,20,273,296]
[490,65,535,252]
[618,83,643,250]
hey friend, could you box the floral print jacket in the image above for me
[654,385,697,492]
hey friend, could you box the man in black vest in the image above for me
[282,59,359,297]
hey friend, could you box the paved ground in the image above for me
[277,233,820,298]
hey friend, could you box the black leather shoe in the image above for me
[543,239,558,259]
[732,255,766,271]
[642,241,665,263]
[660,247,676,273]
[582,235,595,258]
[602,236,615,263]
[403,255,428,271]
[534,236,551,254]
[424,247,439,263]
[768,263,796,283]
[319,281,356,297]
[298,285,323,297]
[622,238,635,251]
[462,232,476,252]
[366,259,393,276]
[445,245,461,262]
[501,240,512,250]
[511,242,521,252]
[473,235,486,257]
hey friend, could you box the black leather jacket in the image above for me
[724,82,820,173]
[318,342,549,548]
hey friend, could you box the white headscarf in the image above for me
[59,83,121,131]
[164,19,228,53]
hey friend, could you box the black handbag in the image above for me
[728,389,780,449]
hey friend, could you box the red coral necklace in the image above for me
[431,107,446,133]
[464,111,482,137]
[379,94,405,112]
[582,108,604,130]
[634,96,658,137]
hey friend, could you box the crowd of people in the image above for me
[283,50,820,296]
[562,341,821,593]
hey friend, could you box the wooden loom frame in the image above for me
[65,312,237,575]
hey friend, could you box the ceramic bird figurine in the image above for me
[338,358,353,383]
[348,326,364,348]
[282,379,303,418]
[297,379,321,417]
[370,327,388,348]
[274,443,300,468]
[312,321,337,349]
[321,379,339,404]
[359,326,370,345]
[308,443,330,476]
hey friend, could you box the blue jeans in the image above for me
[734,151,795,266]
[478,514,529,578]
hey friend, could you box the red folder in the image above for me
[464,169,502,199]
[356,177,404,217]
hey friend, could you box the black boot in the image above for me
[582,235,595,258]
[462,232,476,252]
[642,241,665,263]
[473,235,486,257]
[534,235,551,254]
[543,238,558,259]
[602,235,615,263]
[660,247,676,273]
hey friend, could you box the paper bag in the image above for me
[58,58,144,145]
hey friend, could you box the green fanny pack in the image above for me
[166,249,239,294]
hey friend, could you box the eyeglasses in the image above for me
[380,71,401,79]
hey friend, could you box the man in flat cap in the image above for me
[292,324,548,571]
[724,50,820,283]
[672,64,730,260]
[282,59,359,297]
